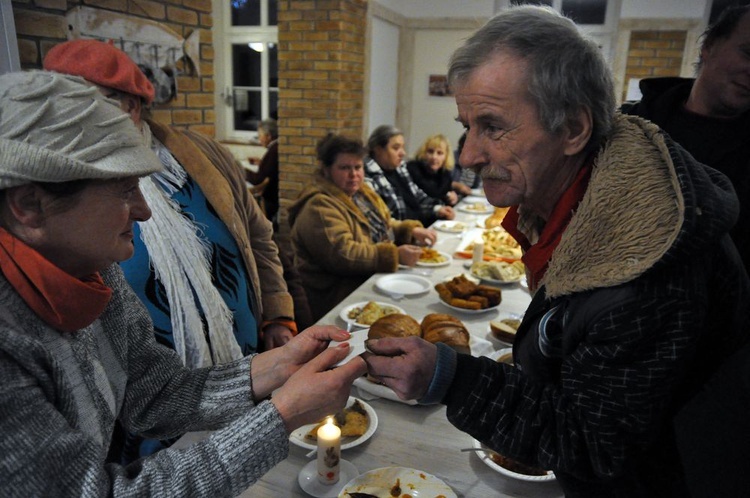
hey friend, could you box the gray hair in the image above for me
[258,118,278,140]
[367,124,403,157]
[448,5,615,153]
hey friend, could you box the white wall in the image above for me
[406,29,473,156]
[367,17,401,139]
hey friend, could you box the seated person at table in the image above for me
[406,134,459,207]
[451,132,482,199]
[246,118,281,227]
[363,6,750,497]
[289,133,437,322]
[0,71,366,496]
[364,124,455,226]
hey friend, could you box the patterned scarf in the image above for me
[0,227,112,332]
[353,191,391,243]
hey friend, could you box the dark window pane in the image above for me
[511,0,553,6]
[269,90,278,120]
[562,0,607,25]
[269,43,278,87]
[269,0,278,25]
[234,89,261,131]
[232,0,260,26]
[232,44,261,87]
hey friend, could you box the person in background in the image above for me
[363,6,750,496]
[43,39,297,462]
[364,124,455,226]
[289,134,437,322]
[406,134,459,206]
[622,5,750,272]
[451,132,482,198]
[246,118,280,228]
[0,70,366,497]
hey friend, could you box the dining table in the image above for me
[174,192,565,498]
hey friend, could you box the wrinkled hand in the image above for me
[438,206,455,220]
[262,324,294,351]
[412,227,437,247]
[398,244,423,267]
[272,345,367,432]
[361,337,437,401]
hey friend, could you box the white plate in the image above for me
[432,220,469,233]
[438,299,501,315]
[339,301,406,328]
[290,397,379,451]
[462,195,486,204]
[470,269,523,286]
[298,459,358,498]
[458,203,492,214]
[485,347,514,364]
[353,377,418,405]
[375,274,432,297]
[471,187,484,196]
[339,466,457,498]
[471,438,556,482]
[417,250,451,267]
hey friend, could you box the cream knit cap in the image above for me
[0,71,162,189]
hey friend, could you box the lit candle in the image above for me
[472,239,484,265]
[316,416,341,485]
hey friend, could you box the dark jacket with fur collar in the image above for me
[444,115,750,496]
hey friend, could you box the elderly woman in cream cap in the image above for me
[0,71,365,496]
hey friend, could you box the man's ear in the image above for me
[120,93,144,127]
[563,106,593,156]
[4,185,46,228]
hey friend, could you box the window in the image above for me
[214,0,278,141]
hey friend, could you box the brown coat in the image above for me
[288,175,421,321]
[148,120,294,323]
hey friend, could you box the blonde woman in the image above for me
[406,134,459,206]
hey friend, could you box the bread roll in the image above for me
[368,313,421,340]
[489,318,520,344]
[421,313,471,355]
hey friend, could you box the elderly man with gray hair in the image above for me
[363,6,750,496]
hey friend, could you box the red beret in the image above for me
[43,39,155,105]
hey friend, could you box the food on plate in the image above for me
[306,400,369,440]
[436,221,466,232]
[464,228,523,260]
[436,275,502,310]
[464,202,490,212]
[490,317,522,343]
[421,313,471,355]
[484,207,510,228]
[471,260,525,282]
[348,301,401,325]
[488,451,550,477]
[419,247,448,264]
[368,313,422,339]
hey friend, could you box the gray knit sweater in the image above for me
[0,264,289,497]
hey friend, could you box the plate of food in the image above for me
[455,228,523,262]
[340,301,406,328]
[290,397,378,451]
[432,220,468,233]
[471,438,556,482]
[458,202,493,214]
[470,261,525,285]
[338,466,457,498]
[434,274,503,314]
[489,314,523,344]
[376,274,432,297]
[417,248,451,267]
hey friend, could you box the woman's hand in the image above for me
[437,206,455,220]
[272,347,367,432]
[262,324,294,350]
[251,325,352,399]
[398,244,423,267]
[445,191,459,206]
[412,227,437,247]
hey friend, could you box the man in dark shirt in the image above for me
[622,5,750,272]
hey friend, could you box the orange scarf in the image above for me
[0,227,112,332]
[503,158,593,291]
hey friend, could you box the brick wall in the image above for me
[275,0,367,244]
[623,30,686,101]
[11,0,216,135]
